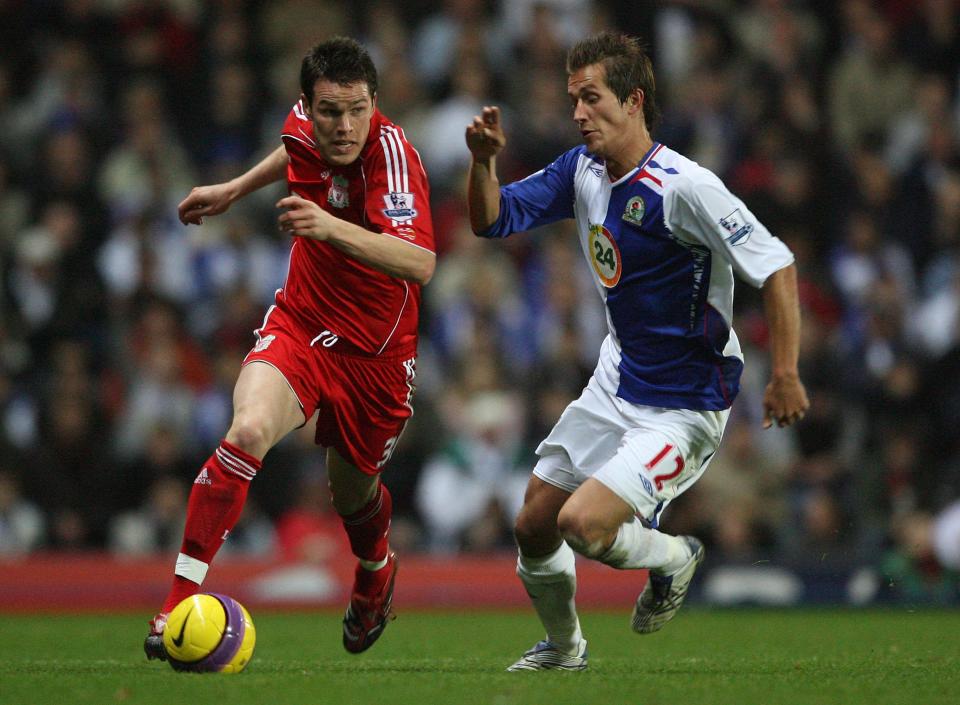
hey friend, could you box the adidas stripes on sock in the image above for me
[161,440,260,613]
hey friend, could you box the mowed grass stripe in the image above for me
[0,609,957,705]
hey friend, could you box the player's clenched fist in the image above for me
[178,183,237,225]
[277,195,336,241]
[465,106,506,160]
[762,373,809,429]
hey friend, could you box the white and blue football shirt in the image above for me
[479,142,794,411]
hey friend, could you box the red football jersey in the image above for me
[277,101,434,355]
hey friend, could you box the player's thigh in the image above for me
[227,361,306,455]
[317,351,415,476]
[559,477,636,542]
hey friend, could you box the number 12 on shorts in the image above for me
[644,444,685,491]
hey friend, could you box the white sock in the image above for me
[598,518,691,574]
[516,542,583,654]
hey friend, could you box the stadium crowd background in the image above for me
[0,0,959,605]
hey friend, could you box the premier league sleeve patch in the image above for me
[719,208,754,246]
[382,192,418,222]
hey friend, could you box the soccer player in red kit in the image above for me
[144,37,435,659]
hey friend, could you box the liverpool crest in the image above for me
[328,175,349,209]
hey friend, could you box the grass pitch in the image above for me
[1,608,957,705]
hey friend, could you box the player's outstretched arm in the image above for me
[178,145,288,225]
[465,106,506,234]
[761,263,809,428]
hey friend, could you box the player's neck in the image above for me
[606,133,654,181]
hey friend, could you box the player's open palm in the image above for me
[762,374,809,429]
[466,106,506,160]
[178,183,237,225]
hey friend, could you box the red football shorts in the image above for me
[242,305,416,475]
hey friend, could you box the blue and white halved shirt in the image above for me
[479,142,794,411]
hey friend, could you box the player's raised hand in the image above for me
[178,183,237,225]
[277,194,336,241]
[762,373,809,429]
[465,106,506,160]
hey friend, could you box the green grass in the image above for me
[1,608,957,705]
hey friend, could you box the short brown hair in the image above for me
[567,32,660,133]
[300,36,378,105]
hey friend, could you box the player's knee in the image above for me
[328,471,379,515]
[557,508,609,558]
[513,506,557,556]
[225,418,272,458]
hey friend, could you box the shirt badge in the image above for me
[588,223,622,288]
[328,175,350,209]
[719,208,753,246]
[623,196,646,226]
[382,192,418,222]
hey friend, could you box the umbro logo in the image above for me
[194,468,212,485]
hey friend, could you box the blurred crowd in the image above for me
[1,0,960,604]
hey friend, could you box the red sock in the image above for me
[340,482,392,564]
[160,440,260,614]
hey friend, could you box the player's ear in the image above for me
[300,93,311,117]
[627,89,644,116]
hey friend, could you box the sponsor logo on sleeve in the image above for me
[382,192,418,222]
[719,208,753,246]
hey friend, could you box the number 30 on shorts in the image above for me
[376,436,399,470]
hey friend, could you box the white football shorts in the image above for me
[533,373,729,527]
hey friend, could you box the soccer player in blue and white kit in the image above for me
[465,32,810,671]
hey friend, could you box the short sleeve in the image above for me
[663,172,794,288]
[280,100,327,181]
[364,127,435,254]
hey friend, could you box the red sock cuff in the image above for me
[341,483,384,525]
[340,482,392,563]
[216,440,262,480]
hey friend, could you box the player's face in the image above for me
[304,79,375,166]
[567,64,633,160]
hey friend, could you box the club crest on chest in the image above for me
[623,196,646,226]
[328,175,350,209]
